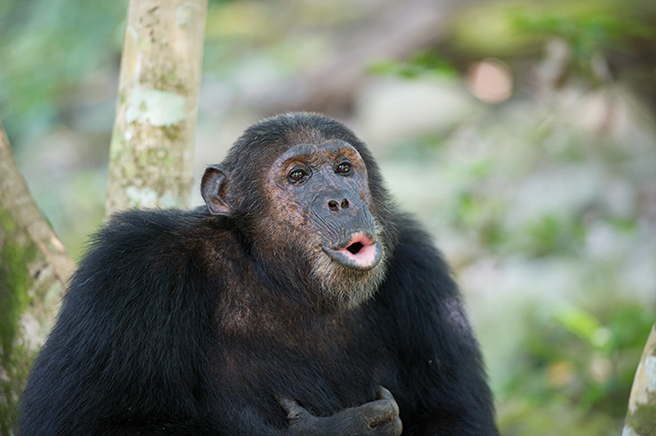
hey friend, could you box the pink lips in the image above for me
[323,232,382,271]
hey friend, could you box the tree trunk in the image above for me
[622,323,656,436]
[106,0,207,215]
[0,122,76,435]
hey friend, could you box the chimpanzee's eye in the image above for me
[288,168,309,184]
[335,161,352,175]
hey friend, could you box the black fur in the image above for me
[19,113,498,435]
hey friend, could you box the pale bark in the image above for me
[0,122,76,435]
[622,324,656,436]
[106,0,207,215]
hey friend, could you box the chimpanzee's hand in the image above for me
[277,386,402,436]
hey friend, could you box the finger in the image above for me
[372,417,403,436]
[275,395,306,420]
[376,386,394,401]
[374,386,399,417]
[365,402,399,427]
[362,398,400,427]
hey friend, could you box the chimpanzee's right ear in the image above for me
[201,165,231,216]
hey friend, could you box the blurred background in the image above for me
[1,0,655,434]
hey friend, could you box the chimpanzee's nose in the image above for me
[312,190,361,219]
[328,198,350,212]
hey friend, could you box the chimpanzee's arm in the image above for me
[277,386,402,436]
[376,220,499,436]
[18,210,218,436]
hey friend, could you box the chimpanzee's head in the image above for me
[201,113,399,311]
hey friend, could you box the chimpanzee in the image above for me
[19,112,498,435]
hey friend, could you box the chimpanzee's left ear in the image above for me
[201,164,231,216]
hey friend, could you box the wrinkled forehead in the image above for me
[274,140,363,167]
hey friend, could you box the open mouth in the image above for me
[322,232,382,271]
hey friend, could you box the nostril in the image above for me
[328,200,339,211]
[341,199,349,209]
[346,242,363,254]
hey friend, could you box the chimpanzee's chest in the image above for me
[210,310,396,428]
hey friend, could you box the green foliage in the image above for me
[499,400,618,436]
[368,50,457,80]
[510,5,654,85]
[0,0,128,142]
[518,214,586,258]
[554,307,604,347]
[498,302,654,435]
[511,8,653,58]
